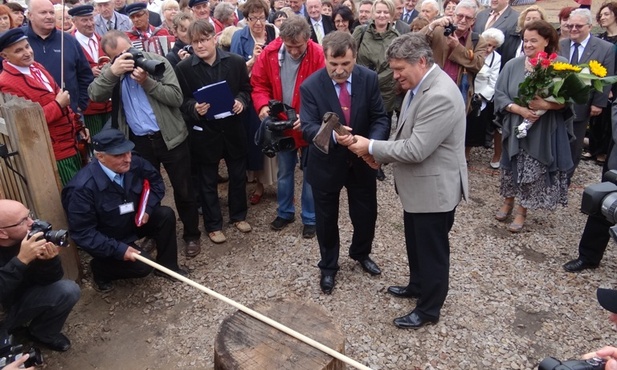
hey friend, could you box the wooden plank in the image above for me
[1,97,81,281]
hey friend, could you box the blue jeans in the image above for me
[3,280,80,342]
[276,148,315,225]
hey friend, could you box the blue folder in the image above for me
[192,80,235,120]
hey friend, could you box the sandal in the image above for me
[208,230,227,244]
[249,191,262,205]
[508,207,527,233]
[495,200,514,221]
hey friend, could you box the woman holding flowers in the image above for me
[493,20,574,233]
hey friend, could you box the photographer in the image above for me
[88,30,202,258]
[0,200,80,352]
[420,0,487,113]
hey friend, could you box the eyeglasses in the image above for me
[455,14,475,21]
[192,35,214,44]
[0,211,33,229]
[248,16,266,23]
[566,24,588,30]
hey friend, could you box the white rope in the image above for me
[132,253,372,370]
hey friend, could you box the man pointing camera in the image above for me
[0,199,80,352]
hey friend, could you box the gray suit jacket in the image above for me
[372,66,469,213]
[558,36,615,123]
[474,6,519,69]
[94,12,133,37]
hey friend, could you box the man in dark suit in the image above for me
[558,8,615,182]
[393,0,411,34]
[306,0,334,45]
[301,31,391,294]
[473,0,518,69]
[401,0,419,24]
[349,33,468,328]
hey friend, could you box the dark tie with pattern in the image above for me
[338,82,351,125]
[571,42,580,64]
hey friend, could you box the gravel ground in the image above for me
[40,144,617,370]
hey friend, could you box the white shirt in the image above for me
[75,31,98,61]
[8,62,53,92]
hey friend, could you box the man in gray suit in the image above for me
[94,0,132,37]
[558,8,614,182]
[349,33,468,329]
[473,0,518,69]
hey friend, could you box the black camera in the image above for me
[28,220,69,247]
[0,330,43,368]
[580,170,617,241]
[444,23,457,36]
[117,47,165,78]
[538,356,606,370]
[182,44,193,54]
[254,100,298,158]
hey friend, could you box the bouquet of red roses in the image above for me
[513,51,617,138]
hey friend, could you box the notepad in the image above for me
[193,80,235,120]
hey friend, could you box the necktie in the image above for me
[403,91,414,117]
[113,174,124,188]
[571,42,580,64]
[338,82,351,125]
[485,11,498,29]
[107,19,113,31]
[403,12,410,23]
[315,22,323,44]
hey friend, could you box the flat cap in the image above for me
[0,28,27,52]
[92,129,135,155]
[68,4,94,17]
[125,2,147,16]
[188,0,208,8]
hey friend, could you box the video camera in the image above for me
[0,330,43,368]
[580,170,617,242]
[113,47,165,79]
[254,100,298,158]
[27,220,69,247]
[538,356,606,370]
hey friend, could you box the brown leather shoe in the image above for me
[185,240,201,258]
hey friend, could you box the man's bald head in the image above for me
[0,199,31,246]
[29,0,57,36]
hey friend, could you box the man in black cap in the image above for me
[190,0,214,23]
[62,128,188,293]
[125,2,171,53]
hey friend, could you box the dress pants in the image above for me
[403,208,455,320]
[91,206,181,282]
[130,133,201,241]
[3,280,80,342]
[578,213,612,265]
[313,172,377,275]
[196,156,247,232]
[567,120,587,181]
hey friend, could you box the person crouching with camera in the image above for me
[0,200,80,352]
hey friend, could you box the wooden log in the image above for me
[0,97,81,281]
[214,300,346,370]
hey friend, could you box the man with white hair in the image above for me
[94,0,133,36]
[558,8,615,185]
[419,0,439,22]
[306,0,334,44]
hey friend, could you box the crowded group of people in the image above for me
[2,0,617,365]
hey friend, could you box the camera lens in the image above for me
[45,230,69,247]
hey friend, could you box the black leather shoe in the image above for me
[270,216,295,230]
[387,285,420,298]
[32,333,71,352]
[302,225,316,239]
[393,311,438,329]
[320,275,335,294]
[358,257,381,276]
[563,258,599,272]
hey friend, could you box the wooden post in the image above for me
[0,97,81,281]
[214,300,346,370]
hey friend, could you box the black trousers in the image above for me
[313,175,377,275]
[578,213,612,265]
[196,156,247,232]
[91,206,180,282]
[403,208,455,320]
[130,133,201,241]
[567,120,587,181]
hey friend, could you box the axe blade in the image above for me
[313,112,340,154]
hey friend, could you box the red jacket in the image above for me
[251,37,325,147]
[70,30,112,115]
[0,61,80,161]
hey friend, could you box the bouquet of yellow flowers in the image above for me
[513,51,617,138]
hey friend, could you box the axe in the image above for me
[312,112,357,154]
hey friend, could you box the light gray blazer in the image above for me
[94,12,133,38]
[372,66,469,213]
